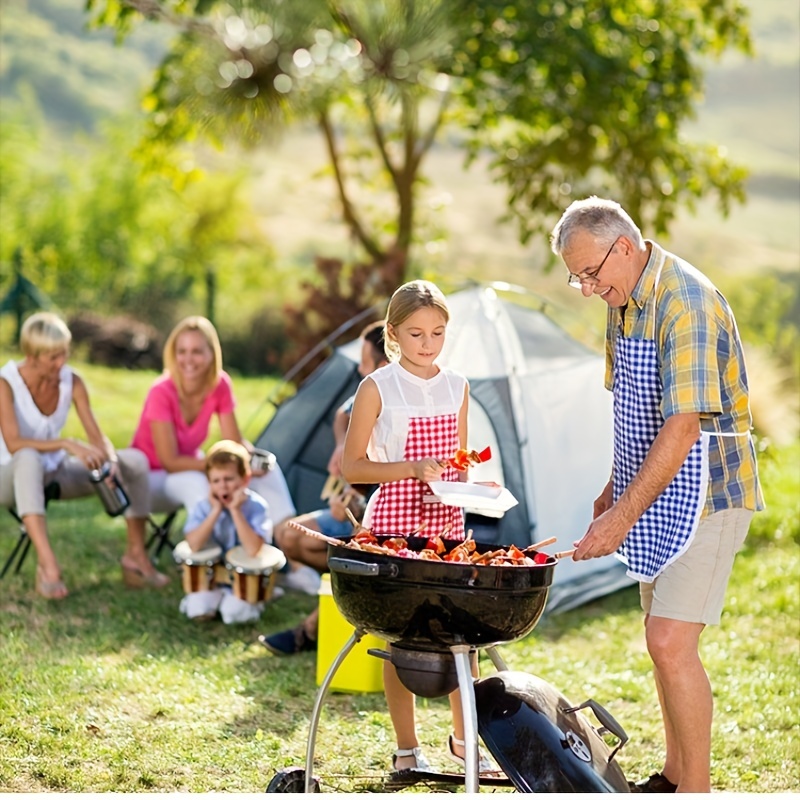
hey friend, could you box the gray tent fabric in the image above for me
[256,285,634,613]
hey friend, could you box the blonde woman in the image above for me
[0,312,168,599]
[131,316,296,525]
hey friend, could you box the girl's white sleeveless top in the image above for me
[366,361,467,463]
[0,360,73,470]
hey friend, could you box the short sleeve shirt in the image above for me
[603,241,764,514]
[183,488,273,551]
[131,372,236,469]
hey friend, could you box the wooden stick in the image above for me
[554,549,576,559]
[523,536,558,553]
[287,519,342,547]
[344,508,361,530]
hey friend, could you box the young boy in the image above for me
[178,440,275,624]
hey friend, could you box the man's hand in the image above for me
[593,479,614,519]
[327,444,345,477]
[574,506,631,561]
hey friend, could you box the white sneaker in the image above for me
[279,566,322,595]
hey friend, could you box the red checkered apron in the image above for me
[369,413,465,540]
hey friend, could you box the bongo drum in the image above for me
[224,544,287,604]
[173,540,223,594]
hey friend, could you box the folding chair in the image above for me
[145,505,183,563]
[1,481,61,579]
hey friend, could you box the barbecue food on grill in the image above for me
[346,529,550,566]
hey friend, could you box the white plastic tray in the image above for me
[427,481,519,514]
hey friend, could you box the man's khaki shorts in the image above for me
[640,508,753,626]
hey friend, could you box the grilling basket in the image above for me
[265,533,631,794]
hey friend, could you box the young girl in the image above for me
[342,280,494,775]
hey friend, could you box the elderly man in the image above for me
[550,197,763,793]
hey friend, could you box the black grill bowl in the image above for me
[327,537,555,652]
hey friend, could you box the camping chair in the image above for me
[1,481,61,579]
[145,501,183,563]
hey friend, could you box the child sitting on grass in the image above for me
[178,440,276,624]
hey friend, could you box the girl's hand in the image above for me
[414,458,445,482]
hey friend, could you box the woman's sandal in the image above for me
[121,560,170,589]
[447,735,502,775]
[391,746,431,773]
[35,566,69,600]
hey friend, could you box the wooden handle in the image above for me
[344,508,361,530]
[554,549,576,559]
[287,520,342,547]
[523,536,558,553]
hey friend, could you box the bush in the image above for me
[746,438,800,547]
[218,304,293,377]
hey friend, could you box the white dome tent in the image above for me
[256,284,634,612]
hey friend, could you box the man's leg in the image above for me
[646,616,710,793]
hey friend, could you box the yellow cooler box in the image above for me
[316,574,384,693]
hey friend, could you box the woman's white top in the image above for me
[366,361,467,462]
[0,360,73,469]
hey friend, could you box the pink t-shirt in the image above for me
[131,372,236,470]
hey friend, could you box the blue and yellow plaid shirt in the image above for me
[604,241,764,515]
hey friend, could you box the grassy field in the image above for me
[0,359,797,793]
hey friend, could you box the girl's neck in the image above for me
[397,357,440,380]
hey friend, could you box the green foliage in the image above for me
[0,110,278,338]
[0,0,170,132]
[454,0,752,242]
[723,269,800,383]
[747,440,800,547]
[86,0,753,260]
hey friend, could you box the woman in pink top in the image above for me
[131,317,296,525]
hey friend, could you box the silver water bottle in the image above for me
[89,463,131,517]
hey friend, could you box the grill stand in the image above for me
[303,630,509,794]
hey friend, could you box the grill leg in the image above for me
[452,644,480,794]
[305,631,361,793]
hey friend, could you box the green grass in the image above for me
[0,357,798,793]
[0,501,797,792]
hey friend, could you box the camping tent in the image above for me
[256,285,634,612]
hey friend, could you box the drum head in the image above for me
[173,539,223,566]
[225,543,287,574]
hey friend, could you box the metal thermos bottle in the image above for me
[89,463,130,517]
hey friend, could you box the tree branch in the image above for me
[119,0,213,35]
[318,109,383,262]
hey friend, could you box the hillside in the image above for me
[0,0,171,131]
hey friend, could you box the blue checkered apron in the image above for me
[612,267,710,582]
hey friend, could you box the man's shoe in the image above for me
[628,772,678,793]
[258,624,317,656]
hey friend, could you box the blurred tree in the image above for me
[86,0,752,362]
[0,110,275,334]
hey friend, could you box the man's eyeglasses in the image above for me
[567,237,620,289]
